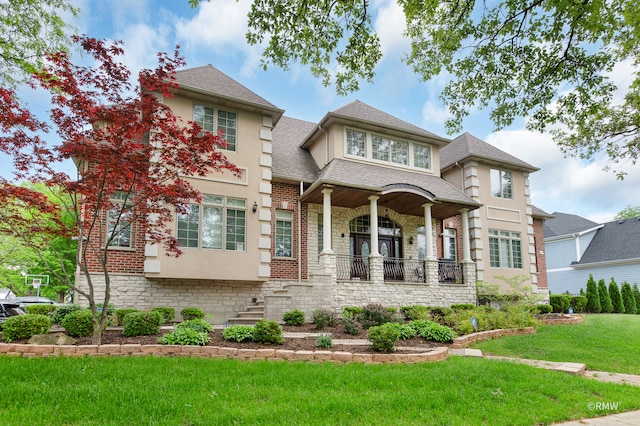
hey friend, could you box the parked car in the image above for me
[9,296,62,310]
[0,300,26,327]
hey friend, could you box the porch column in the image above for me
[422,203,435,260]
[460,208,472,262]
[369,196,380,255]
[321,187,333,253]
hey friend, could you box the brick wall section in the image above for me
[270,182,308,280]
[81,211,145,274]
[438,215,464,261]
[533,217,549,289]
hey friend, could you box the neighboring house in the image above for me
[545,213,640,294]
[76,65,549,322]
[440,133,551,298]
[0,288,16,299]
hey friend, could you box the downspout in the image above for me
[298,181,303,282]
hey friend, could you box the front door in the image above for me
[351,234,403,280]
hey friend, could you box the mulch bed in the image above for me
[7,323,448,354]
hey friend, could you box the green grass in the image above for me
[1,356,640,425]
[474,314,640,374]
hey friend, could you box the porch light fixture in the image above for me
[409,236,414,245]
[252,201,258,213]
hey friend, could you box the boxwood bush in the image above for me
[122,311,163,337]
[282,309,305,326]
[152,307,175,323]
[1,314,51,342]
[61,309,93,337]
[367,323,400,352]
[180,307,204,321]
[550,294,571,313]
[51,304,82,325]
[25,304,57,316]
[570,296,588,313]
[115,308,141,326]
[252,319,284,344]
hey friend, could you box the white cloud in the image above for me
[486,130,640,223]
[373,0,410,61]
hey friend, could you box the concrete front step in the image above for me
[226,317,264,325]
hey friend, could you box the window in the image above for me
[318,213,324,253]
[345,128,432,170]
[489,230,522,268]
[443,228,457,260]
[491,169,512,199]
[193,104,237,151]
[275,210,294,257]
[177,195,246,251]
[107,192,133,248]
[346,129,366,157]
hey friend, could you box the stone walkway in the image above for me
[448,348,640,425]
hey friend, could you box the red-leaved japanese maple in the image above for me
[0,36,240,344]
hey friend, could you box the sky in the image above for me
[10,0,640,224]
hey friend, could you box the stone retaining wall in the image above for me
[451,327,536,349]
[0,343,448,364]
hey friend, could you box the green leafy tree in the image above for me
[609,278,625,314]
[0,0,78,88]
[633,284,640,315]
[614,206,640,220]
[598,279,613,313]
[621,282,637,315]
[215,0,640,169]
[585,274,601,314]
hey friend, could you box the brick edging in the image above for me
[451,327,536,349]
[0,342,449,364]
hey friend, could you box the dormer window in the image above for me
[345,128,432,171]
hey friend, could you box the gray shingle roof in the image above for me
[576,217,640,264]
[440,132,538,171]
[315,158,479,206]
[544,212,599,238]
[272,116,320,183]
[173,65,283,113]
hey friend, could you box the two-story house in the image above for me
[75,65,548,322]
[440,133,551,298]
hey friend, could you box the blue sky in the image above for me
[9,0,640,223]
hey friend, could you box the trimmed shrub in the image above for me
[316,333,333,348]
[176,318,213,333]
[585,274,601,313]
[61,309,93,337]
[451,303,475,312]
[152,307,176,323]
[122,311,163,337]
[609,278,624,313]
[621,282,637,314]
[341,317,360,335]
[400,305,428,321]
[252,319,284,345]
[180,307,205,321]
[598,279,613,313]
[25,304,56,316]
[222,325,254,342]
[408,319,456,343]
[534,304,553,314]
[342,306,364,319]
[282,309,305,326]
[51,304,82,325]
[358,303,394,329]
[549,294,571,313]
[312,308,336,330]
[570,296,587,313]
[1,314,51,342]
[367,323,400,352]
[115,308,141,326]
[158,327,210,346]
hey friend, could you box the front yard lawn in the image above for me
[1,355,639,425]
[473,314,640,375]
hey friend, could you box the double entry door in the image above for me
[351,234,403,280]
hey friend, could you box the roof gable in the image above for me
[544,212,599,238]
[440,132,538,172]
[577,217,640,264]
[272,116,319,183]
